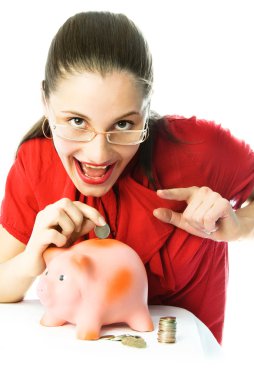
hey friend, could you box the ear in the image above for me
[41,81,49,118]
[43,247,61,265]
[71,254,94,275]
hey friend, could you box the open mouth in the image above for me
[74,158,116,185]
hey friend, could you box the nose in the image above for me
[37,283,45,294]
[80,133,114,163]
[37,279,48,294]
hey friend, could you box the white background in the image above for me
[0,0,253,360]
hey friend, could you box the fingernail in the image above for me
[98,216,106,226]
[153,209,159,217]
[157,189,168,197]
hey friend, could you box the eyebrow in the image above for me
[60,110,141,121]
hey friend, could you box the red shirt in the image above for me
[1,116,254,343]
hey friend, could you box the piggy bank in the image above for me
[37,238,154,340]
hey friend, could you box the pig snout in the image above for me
[37,279,51,305]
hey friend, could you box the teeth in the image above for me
[85,173,105,179]
[85,164,108,169]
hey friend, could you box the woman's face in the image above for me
[45,71,148,197]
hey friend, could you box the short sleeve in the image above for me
[196,119,254,208]
[0,143,39,244]
[156,116,254,209]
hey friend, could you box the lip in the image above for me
[74,158,116,185]
[80,160,113,167]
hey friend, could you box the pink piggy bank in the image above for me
[37,238,154,340]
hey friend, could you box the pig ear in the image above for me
[43,247,61,265]
[71,254,94,274]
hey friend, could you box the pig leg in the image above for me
[76,307,102,340]
[40,312,66,327]
[126,306,154,332]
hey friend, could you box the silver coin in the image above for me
[110,334,129,341]
[94,223,110,239]
[99,335,115,340]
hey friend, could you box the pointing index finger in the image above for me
[157,187,197,201]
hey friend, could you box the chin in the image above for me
[75,180,116,198]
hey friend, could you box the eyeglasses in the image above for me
[50,121,149,145]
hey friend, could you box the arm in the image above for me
[153,186,254,242]
[0,199,107,303]
[234,189,254,239]
[0,226,39,303]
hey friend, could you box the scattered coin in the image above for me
[110,334,130,341]
[99,335,115,340]
[94,223,110,239]
[121,335,147,348]
[99,334,147,348]
[157,316,177,343]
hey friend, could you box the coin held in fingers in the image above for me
[94,223,110,239]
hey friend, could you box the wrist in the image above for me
[21,248,46,277]
[234,206,254,240]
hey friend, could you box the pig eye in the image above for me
[59,275,65,281]
[45,270,49,275]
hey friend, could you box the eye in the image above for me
[114,120,134,131]
[69,118,86,129]
[59,274,65,281]
[45,270,49,276]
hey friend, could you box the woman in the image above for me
[0,11,253,344]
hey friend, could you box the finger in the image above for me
[53,198,88,232]
[78,219,96,237]
[153,208,214,239]
[41,229,68,248]
[157,187,197,202]
[182,198,205,225]
[44,202,79,238]
[202,213,218,234]
[176,188,219,232]
[153,208,181,226]
[73,201,106,226]
[153,208,172,222]
[184,199,216,232]
[55,211,76,237]
[203,198,231,232]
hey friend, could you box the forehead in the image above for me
[49,70,145,112]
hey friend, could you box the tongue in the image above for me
[82,165,107,178]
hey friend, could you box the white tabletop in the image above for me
[0,299,223,379]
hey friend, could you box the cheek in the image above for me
[53,138,77,159]
[118,145,139,164]
[54,281,80,301]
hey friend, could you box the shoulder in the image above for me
[17,138,58,168]
[157,115,222,142]
[155,114,253,153]
[152,115,223,160]
[17,138,56,160]
[152,115,254,201]
[15,138,64,183]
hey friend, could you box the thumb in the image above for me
[153,208,182,227]
[154,207,216,239]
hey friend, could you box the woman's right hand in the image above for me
[24,198,106,274]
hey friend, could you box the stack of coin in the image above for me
[157,316,177,343]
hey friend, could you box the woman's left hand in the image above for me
[153,186,241,241]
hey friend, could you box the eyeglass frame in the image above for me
[49,119,149,146]
[43,90,150,146]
